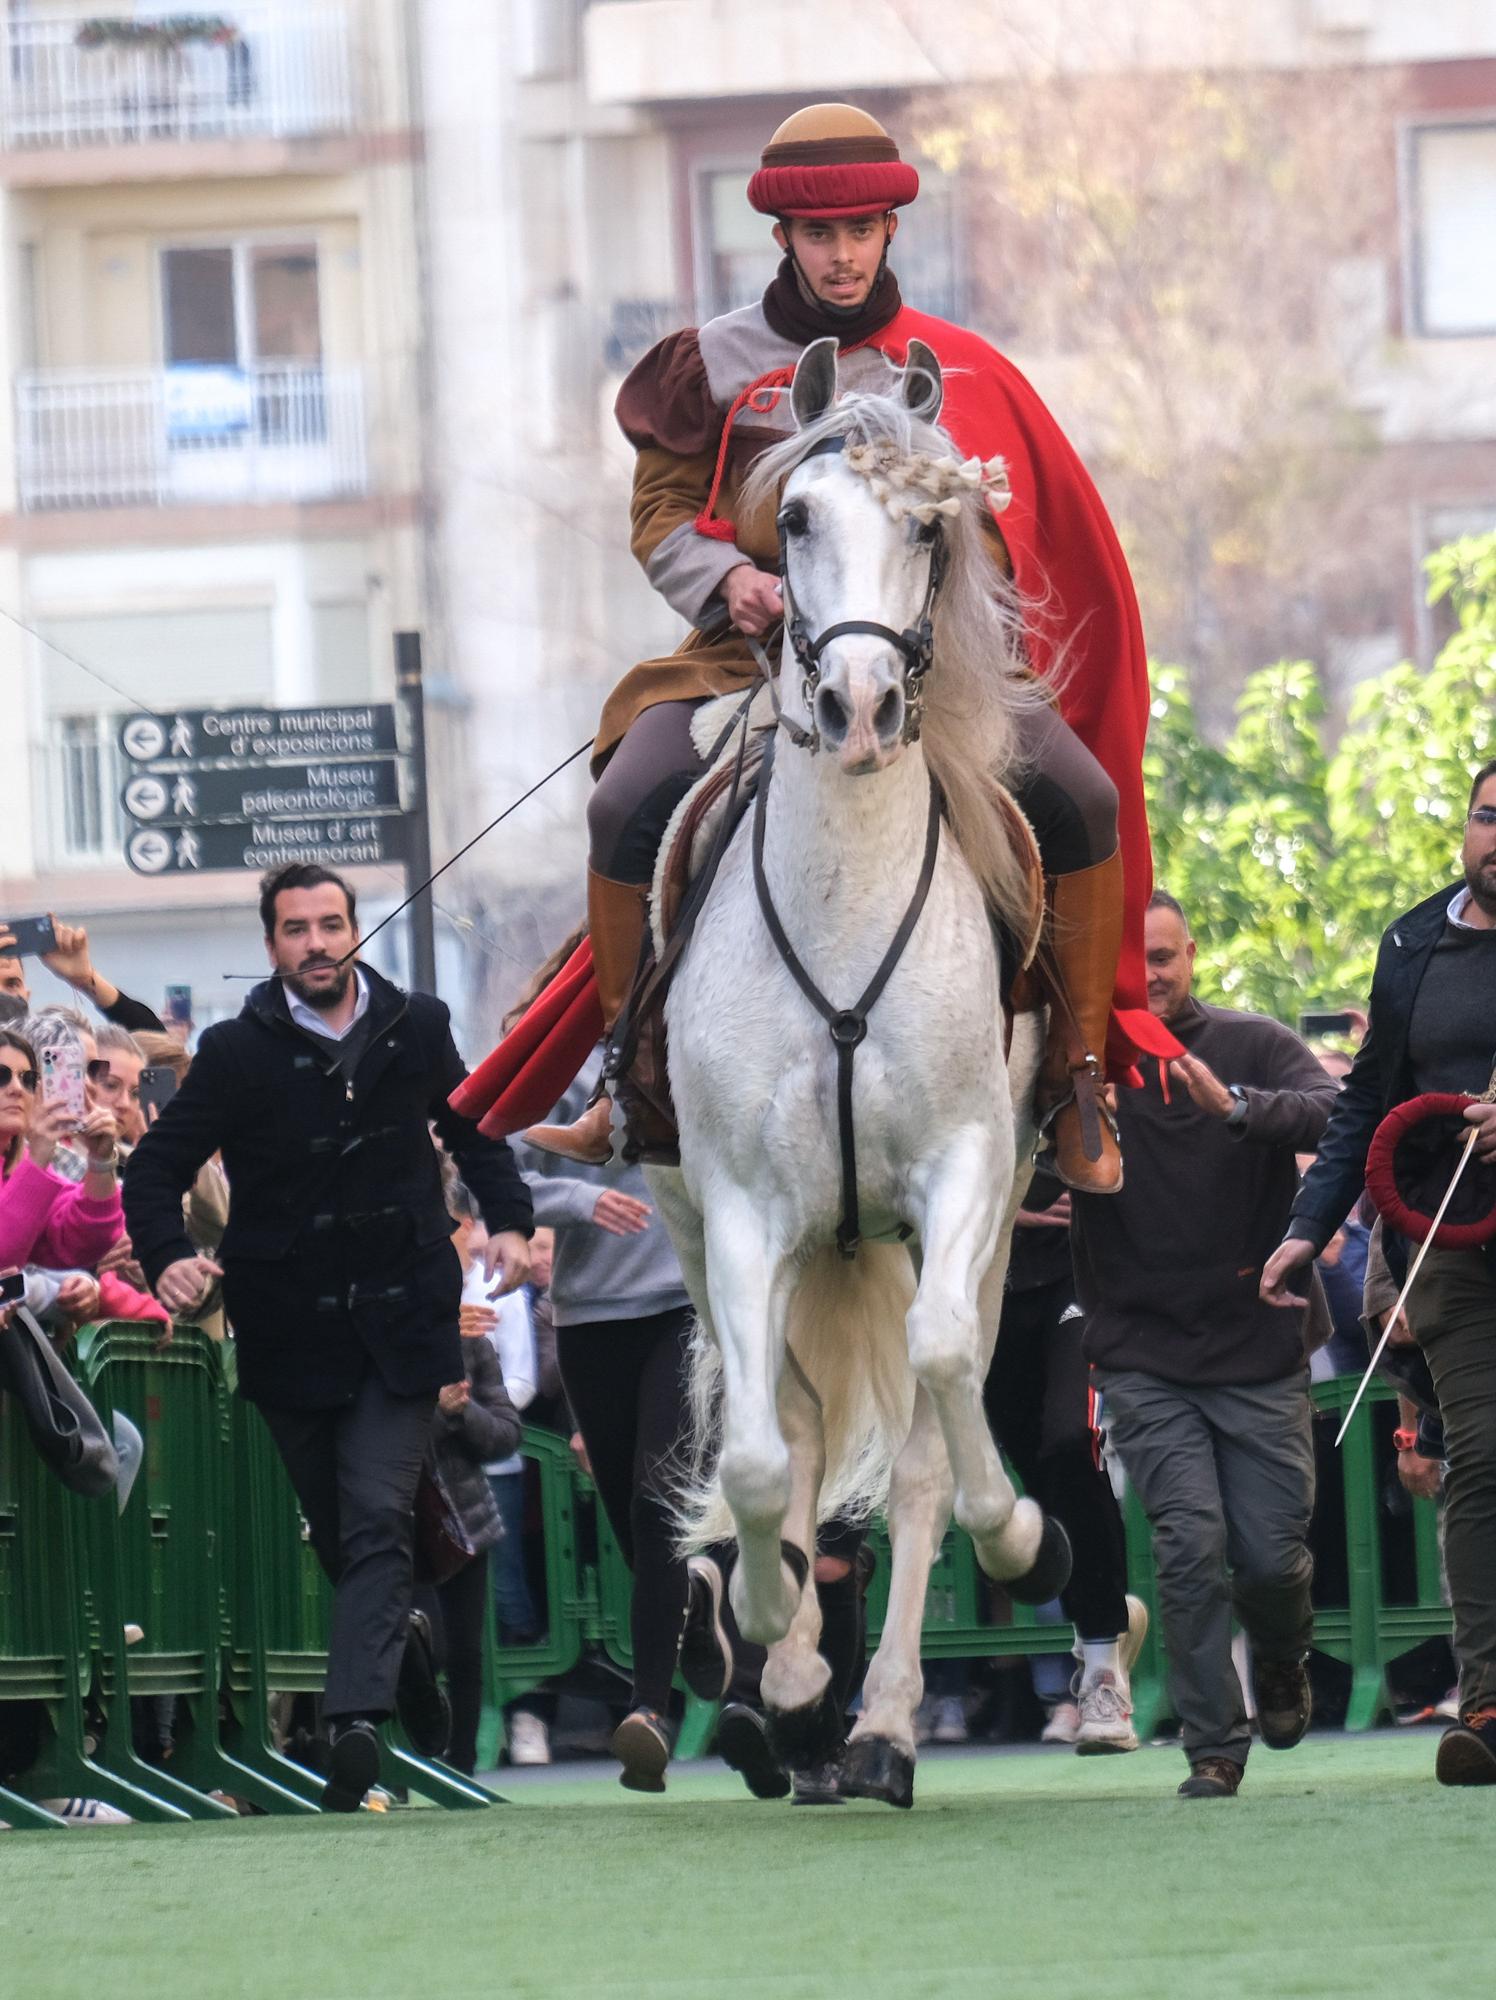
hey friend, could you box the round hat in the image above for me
[1365,1093,1496,1250]
[747,104,920,221]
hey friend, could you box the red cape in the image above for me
[876,308,1177,1073]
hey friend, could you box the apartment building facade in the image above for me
[0,0,426,1028]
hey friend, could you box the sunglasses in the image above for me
[86,1058,112,1083]
[0,1063,38,1093]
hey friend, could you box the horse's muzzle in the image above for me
[816,672,906,774]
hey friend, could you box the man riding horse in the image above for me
[527,102,1176,1190]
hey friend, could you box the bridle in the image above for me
[740,431,953,1256]
[772,433,948,753]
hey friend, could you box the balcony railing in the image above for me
[16,363,368,511]
[1,8,354,151]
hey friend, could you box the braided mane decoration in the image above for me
[843,439,1012,526]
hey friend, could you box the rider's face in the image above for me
[775,213,896,311]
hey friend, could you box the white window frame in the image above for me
[156,230,324,369]
[1400,115,1496,341]
[689,158,774,326]
[44,712,126,869]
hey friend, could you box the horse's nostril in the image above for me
[815,686,849,741]
[874,687,904,739]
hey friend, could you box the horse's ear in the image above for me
[901,339,944,423]
[791,337,839,429]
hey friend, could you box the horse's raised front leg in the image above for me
[704,1196,801,1644]
[907,1131,1070,1596]
[842,1383,951,1809]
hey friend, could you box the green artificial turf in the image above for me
[1,1734,1489,2000]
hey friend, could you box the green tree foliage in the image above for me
[1146,536,1496,1022]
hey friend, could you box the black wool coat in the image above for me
[124,965,532,1410]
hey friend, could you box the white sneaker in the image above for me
[507,1711,551,1766]
[1074,1597,1148,1754]
[1075,1669,1139,1753]
[931,1696,969,1745]
[39,1797,132,1825]
[1041,1700,1081,1745]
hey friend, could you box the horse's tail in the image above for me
[675,1243,917,1552]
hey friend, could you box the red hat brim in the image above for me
[748,160,919,219]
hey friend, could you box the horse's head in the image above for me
[772,337,993,777]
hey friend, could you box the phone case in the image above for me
[39,1045,87,1124]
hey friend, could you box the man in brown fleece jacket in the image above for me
[1072,891,1339,1799]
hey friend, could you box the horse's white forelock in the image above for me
[742,385,1052,942]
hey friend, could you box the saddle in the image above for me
[606,691,1048,1167]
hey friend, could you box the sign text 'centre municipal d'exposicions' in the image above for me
[118,705,398,767]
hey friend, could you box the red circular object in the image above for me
[747,160,920,219]
[1365,1092,1496,1248]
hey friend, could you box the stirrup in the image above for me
[1036,1054,1111,1164]
[523,1089,614,1165]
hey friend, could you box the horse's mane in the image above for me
[742,384,1050,943]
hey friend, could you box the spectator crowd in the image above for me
[2,759,1493,1818]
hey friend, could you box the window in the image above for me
[1409,124,1496,336]
[52,715,122,863]
[161,240,323,367]
[693,162,963,325]
[161,240,324,445]
[696,168,779,321]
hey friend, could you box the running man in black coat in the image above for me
[125,863,532,1811]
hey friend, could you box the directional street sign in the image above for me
[121,760,402,826]
[125,814,408,877]
[118,704,398,767]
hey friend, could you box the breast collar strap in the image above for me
[777,435,947,750]
[751,734,942,1258]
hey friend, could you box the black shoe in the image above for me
[1436,1708,1496,1786]
[680,1555,733,1701]
[715,1702,791,1800]
[321,1719,381,1813]
[396,1609,451,1759]
[792,1758,849,1806]
[1177,1756,1243,1799]
[1251,1651,1312,1750]
[612,1707,673,1793]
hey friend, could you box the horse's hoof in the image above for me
[767,1684,843,1772]
[839,1734,915,1809]
[1004,1513,1074,1605]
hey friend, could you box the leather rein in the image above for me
[749,433,950,1256]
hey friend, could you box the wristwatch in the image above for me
[1393,1427,1420,1454]
[1225,1085,1249,1129]
[88,1145,121,1175]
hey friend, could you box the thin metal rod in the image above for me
[1334,1123,1480,1448]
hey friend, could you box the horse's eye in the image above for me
[914,518,941,547]
[778,501,809,537]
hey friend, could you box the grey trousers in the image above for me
[1095,1366,1316,1768]
[1413,1248,1496,1714]
[259,1370,437,1724]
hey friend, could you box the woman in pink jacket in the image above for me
[0,1028,123,1271]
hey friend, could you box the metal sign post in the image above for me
[395,631,437,995]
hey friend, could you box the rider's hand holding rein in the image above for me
[723,563,784,638]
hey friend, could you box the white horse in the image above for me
[646,337,1071,1807]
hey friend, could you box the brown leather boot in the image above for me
[1036,848,1125,1195]
[523,868,645,1164]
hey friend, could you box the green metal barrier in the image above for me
[0,1360,189,1825]
[1309,1374,1451,1730]
[77,1323,316,1815]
